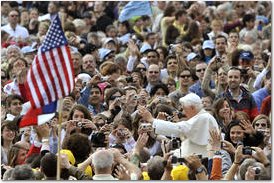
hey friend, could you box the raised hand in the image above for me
[137,106,153,123]
[240,119,256,135]
[221,140,236,154]
[208,128,221,151]
[114,164,130,180]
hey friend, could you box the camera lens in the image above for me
[77,122,82,127]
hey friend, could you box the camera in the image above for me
[133,95,140,100]
[125,76,133,83]
[140,123,152,129]
[170,138,181,150]
[167,115,174,121]
[253,167,261,174]
[171,156,186,164]
[101,76,109,82]
[91,132,106,147]
[77,122,83,128]
[242,146,253,155]
[215,56,221,63]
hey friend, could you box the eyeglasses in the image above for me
[109,95,121,101]
[10,14,19,17]
[180,75,191,79]
[196,68,206,72]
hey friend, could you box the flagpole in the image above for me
[56,98,63,180]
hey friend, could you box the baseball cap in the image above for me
[239,50,254,61]
[103,37,116,46]
[98,48,114,61]
[186,52,199,62]
[202,40,215,50]
[76,73,92,84]
[140,43,152,54]
[60,149,76,165]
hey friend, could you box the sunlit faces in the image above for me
[71,53,82,71]
[254,119,268,130]
[215,37,227,54]
[12,59,26,75]
[82,54,96,73]
[217,67,228,85]
[167,58,178,72]
[227,69,241,89]
[201,96,212,108]
[8,10,19,24]
[179,70,191,87]
[147,51,159,65]
[2,127,15,142]
[89,87,101,105]
[229,125,244,144]
[147,64,160,84]
[228,32,239,45]
[9,99,22,116]
[195,63,207,80]
[7,47,20,60]
[218,100,231,119]
[72,110,85,121]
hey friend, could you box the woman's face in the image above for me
[154,88,166,97]
[167,58,178,72]
[203,48,213,57]
[218,100,231,119]
[2,126,15,141]
[230,125,244,144]
[72,109,85,121]
[254,119,268,131]
[217,68,228,85]
[15,147,28,165]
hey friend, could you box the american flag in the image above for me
[25,15,75,108]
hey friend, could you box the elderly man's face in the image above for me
[82,54,96,74]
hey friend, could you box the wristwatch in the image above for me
[195,166,207,174]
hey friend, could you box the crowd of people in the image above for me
[1,1,272,180]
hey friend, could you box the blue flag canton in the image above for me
[41,16,68,53]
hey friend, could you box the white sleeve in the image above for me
[153,119,190,138]
[253,68,268,90]
[127,55,137,72]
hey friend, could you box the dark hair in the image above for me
[68,104,92,121]
[1,121,18,146]
[104,87,124,108]
[113,115,133,131]
[224,120,244,146]
[40,153,57,178]
[212,97,233,121]
[145,32,156,41]
[163,5,176,17]
[118,21,132,33]
[164,54,177,68]
[147,49,160,58]
[65,133,91,164]
[214,35,227,44]
[152,104,175,118]
[243,14,255,27]
[175,9,187,20]
[5,94,23,108]
[11,164,34,180]
[150,83,169,97]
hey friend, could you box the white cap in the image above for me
[202,40,215,49]
[179,93,202,107]
[76,73,92,84]
[186,52,198,62]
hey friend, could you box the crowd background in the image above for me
[1,1,272,180]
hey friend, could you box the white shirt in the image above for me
[3,79,21,96]
[153,109,218,157]
[1,23,29,39]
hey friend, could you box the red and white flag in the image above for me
[25,15,74,109]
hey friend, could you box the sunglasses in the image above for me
[196,68,206,72]
[180,75,191,79]
[137,67,146,72]
[148,71,159,74]
[255,123,267,128]
[109,95,121,101]
[236,5,244,8]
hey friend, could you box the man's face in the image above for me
[195,63,207,81]
[179,70,191,87]
[147,51,158,65]
[82,55,96,74]
[147,65,160,84]
[71,54,82,70]
[215,37,227,54]
[228,33,239,45]
[89,87,101,105]
[228,69,241,89]
[239,59,253,69]
[9,99,22,116]
[8,10,19,24]
[147,35,157,46]
[7,47,21,60]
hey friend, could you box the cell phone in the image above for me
[242,146,253,155]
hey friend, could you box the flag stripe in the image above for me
[34,55,51,104]
[62,46,74,92]
[41,53,58,101]
[49,49,65,98]
[45,51,63,99]
[25,66,39,108]
[30,61,44,107]
[52,48,68,96]
[56,47,70,95]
